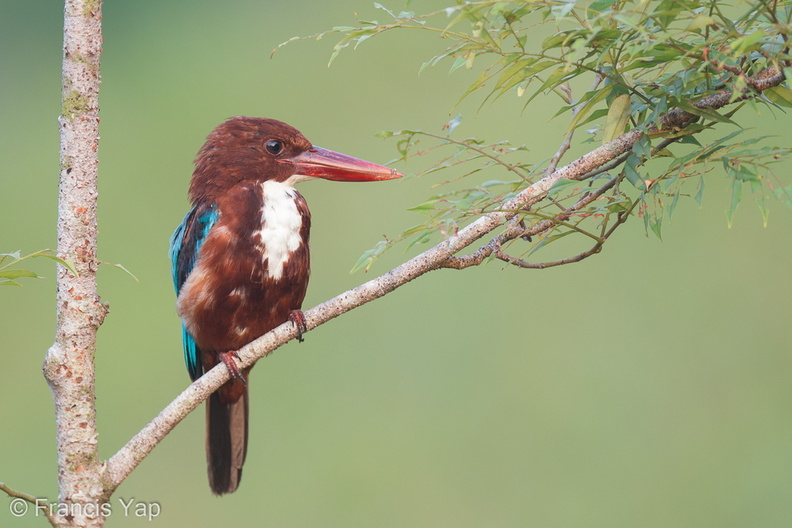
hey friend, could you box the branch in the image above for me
[102,65,788,493]
[0,483,57,526]
[101,91,652,490]
[544,74,605,179]
[441,67,786,270]
[494,190,633,270]
[660,67,786,130]
[440,174,621,270]
[42,1,107,527]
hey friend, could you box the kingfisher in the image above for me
[170,117,402,495]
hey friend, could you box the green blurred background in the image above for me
[2,1,791,527]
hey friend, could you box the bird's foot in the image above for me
[219,350,247,386]
[289,310,307,342]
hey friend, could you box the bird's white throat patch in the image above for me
[256,180,303,280]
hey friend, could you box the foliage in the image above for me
[281,0,792,271]
[0,250,138,287]
[0,250,77,287]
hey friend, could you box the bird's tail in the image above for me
[205,385,249,495]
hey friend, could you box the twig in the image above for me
[441,172,621,270]
[544,74,605,179]
[415,131,530,181]
[0,482,57,526]
[440,64,784,271]
[495,203,632,269]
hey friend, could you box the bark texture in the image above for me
[42,1,108,527]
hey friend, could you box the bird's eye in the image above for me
[265,139,283,156]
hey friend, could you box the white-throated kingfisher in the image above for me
[170,117,402,494]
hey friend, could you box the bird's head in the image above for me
[189,116,402,203]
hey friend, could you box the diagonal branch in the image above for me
[101,64,787,493]
[103,117,637,490]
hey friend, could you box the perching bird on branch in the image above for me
[170,117,402,494]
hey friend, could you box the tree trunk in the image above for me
[42,1,108,526]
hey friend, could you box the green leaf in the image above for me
[602,94,631,144]
[568,84,614,132]
[0,269,40,280]
[668,187,680,218]
[408,199,439,214]
[623,153,645,190]
[350,240,389,273]
[35,253,79,277]
[605,194,632,213]
[649,217,663,240]
[755,192,769,227]
[676,135,701,146]
[653,0,683,29]
[454,69,496,107]
[0,251,22,261]
[448,56,468,73]
[771,185,792,208]
[542,30,579,51]
[444,114,462,135]
[686,14,717,31]
[531,66,576,102]
[0,249,79,283]
[763,86,792,108]
[109,262,140,282]
[632,134,652,159]
[405,230,433,251]
[522,59,558,79]
[729,31,765,55]
[576,108,609,129]
[494,58,552,98]
[400,224,430,237]
[677,101,739,126]
[495,57,535,87]
[694,176,705,207]
[726,178,742,228]
[589,0,619,12]
[732,164,759,182]
[546,178,579,197]
[525,229,575,258]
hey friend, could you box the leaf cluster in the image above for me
[282,0,792,270]
[0,250,76,287]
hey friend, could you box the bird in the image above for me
[170,116,402,494]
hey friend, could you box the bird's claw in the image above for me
[219,350,246,386]
[289,310,307,342]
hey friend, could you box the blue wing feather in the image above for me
[170,204,219,381]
